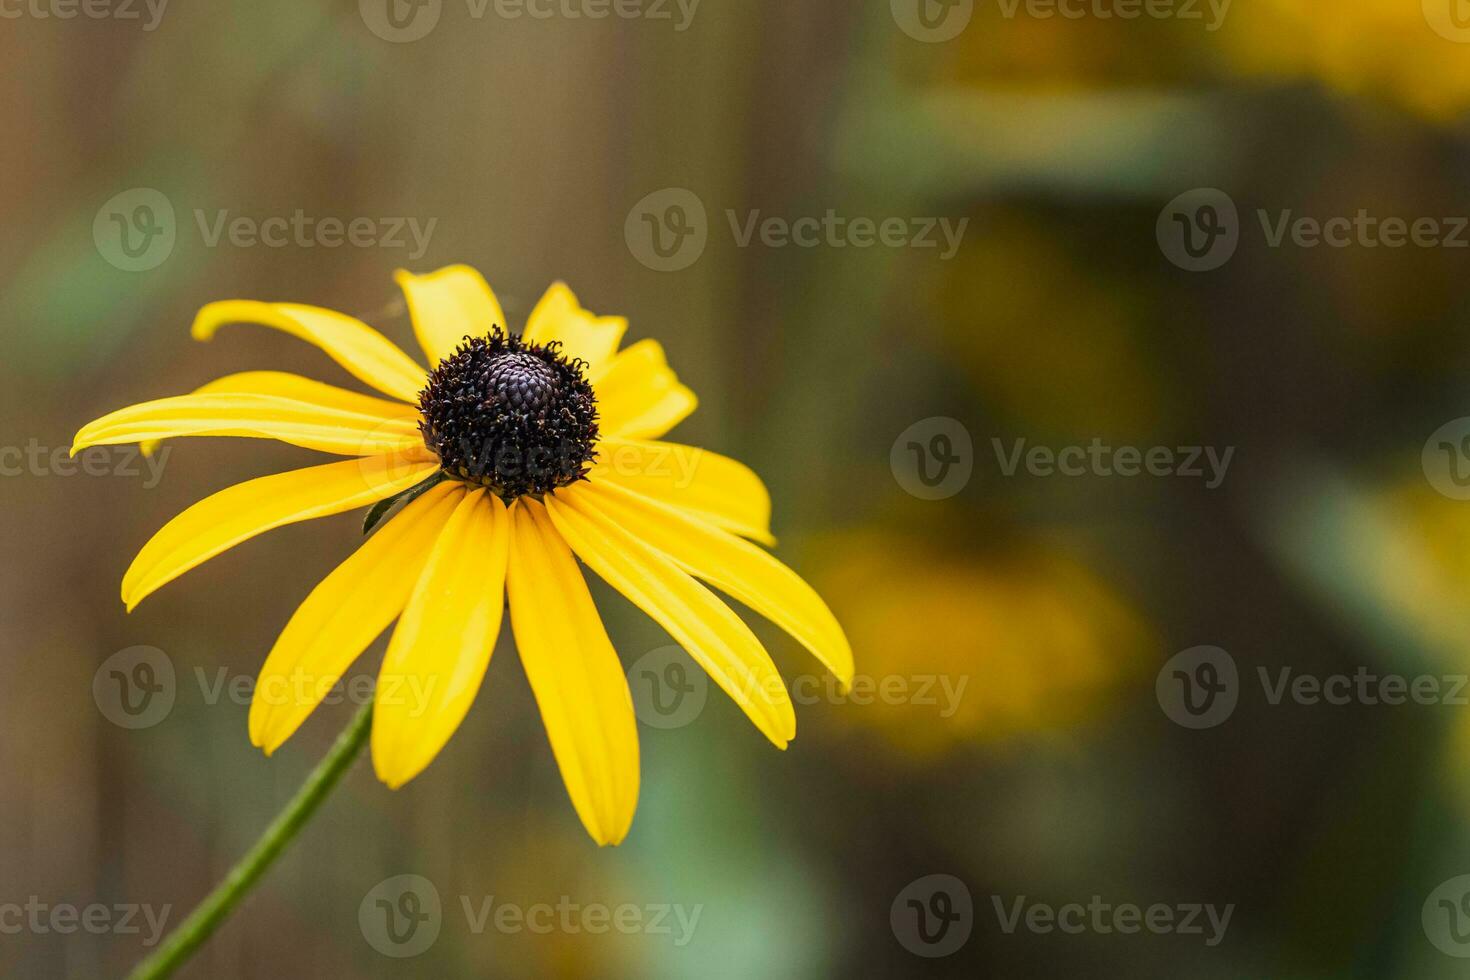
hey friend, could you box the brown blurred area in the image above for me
[8,1,1470,977]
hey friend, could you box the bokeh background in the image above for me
[8,0,1470,976]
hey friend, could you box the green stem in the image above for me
[126,701,375,980]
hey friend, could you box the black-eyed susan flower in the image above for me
[76,264,853,847]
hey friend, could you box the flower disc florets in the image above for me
[417,329,598,498]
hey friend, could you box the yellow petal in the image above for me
[192,300,427,402]
[522,282,627,373]
[591,339,697,439]
[121,455,439,611]
[249,481,461,752]
[249,481,464,754]
[545,488,794,748]
[74,393,424,458]
[395,265,508,367]
[139,371,420,458]
[373,490,509,789]
[508,499,640,845]
[574,482,853,687]
[593,436,774,546]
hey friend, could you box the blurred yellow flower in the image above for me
[1219,0,1470,120]
[810,529,1155,755]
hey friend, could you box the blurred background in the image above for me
[8,0,1470,976]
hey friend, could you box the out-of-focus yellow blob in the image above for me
[809,531,1157,756]
[1219,0,1470,121]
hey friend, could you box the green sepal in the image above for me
[362,471,444,536]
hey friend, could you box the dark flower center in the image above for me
[417,329,599,499]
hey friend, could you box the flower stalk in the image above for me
[126,702,375,980]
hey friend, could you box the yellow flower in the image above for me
[74,264,852,846]
[1218,0,1470,121]
[813,531,1153,756]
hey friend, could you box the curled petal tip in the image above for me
[190,301,235,341]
